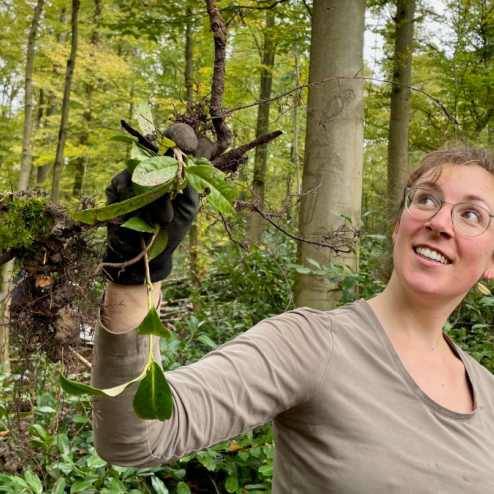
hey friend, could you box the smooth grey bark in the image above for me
[387,0,416,252]
[293,42,301,197]
[51,0,80,202]
[73,0,102,197]
[37,11,68,185]
[294,0,366,310]
[18,0,45,191]
[249,11,276,244]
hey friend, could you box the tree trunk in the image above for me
[386,0,416,252]
[185,14,194,104]
[18,0,45,191]
[293,0,366,310]
[73,0,102,198]
[249,11,276,244]
[51,0,80,202]
[0,261,13,372]
[293,42,301,197]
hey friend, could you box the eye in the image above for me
[414,191,439,208]
[460,207,482,224]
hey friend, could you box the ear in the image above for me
[392,222,400,242]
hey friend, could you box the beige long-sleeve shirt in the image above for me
[92,299,494,493]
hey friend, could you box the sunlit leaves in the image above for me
[122,217,157,233]
[137,96,155,136]
[133,156,178,187]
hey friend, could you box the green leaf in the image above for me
[57,434,70,455]
[60,365,148,398]
[197,334,218,349]
[25,472,42,494]
[184,165,238,215]
[126,159,141,175]
[109,135,137,144]
[68,181,171,225]
[341,277,356,290]
[150,477,169,494]
[59,374,106,396]
[258,465,273,476]
[137,97,155,136]
[70,479,94,494]
[148,230,168,261]
[225,474,238,493]
[306,258,322,269]
[133,156,178,187]
[133,361,173,421]
[122,217,157,233]
[177,482,191,494]
[158,136,176,150]
[136,305,171,339]
[340,289,356,304]
[131,142,152,161]
[51,478,66,494]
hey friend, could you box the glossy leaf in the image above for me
[60,364,148,398]
[52,478,66,494]
[184,165,239,215]
[109,135,137,144]
[151,477,169,494]
[68,181,171,225]
[133,156,178,187]
[137,96,155,136]
[125,159,141,175]
[225,475,238,493]
[136,305,171,339]
[133,361,173,421]
[147,230,168,261]
[122,217,157,233]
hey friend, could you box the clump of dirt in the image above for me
[0,437,36,474]
[1,189,104,362]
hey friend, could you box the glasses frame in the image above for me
[403,186,494,237]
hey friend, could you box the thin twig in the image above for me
[68,346,92,370]
[173,147,184,198]
[140,235,152,289]
[91,232,158,276]
[225,75,458,124]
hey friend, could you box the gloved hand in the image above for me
[103,169,199,285]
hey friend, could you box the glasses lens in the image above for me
[453,204,490,236]
[406,188,441,219]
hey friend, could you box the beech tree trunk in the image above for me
[18,0,45,191]
[294,0,366,310]
[293,42,301,197]
[387,0,416,252]
[249,11,276,244]
[51,0,80,202]
[73,0,102,198]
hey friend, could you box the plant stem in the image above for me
[141,234,154,362]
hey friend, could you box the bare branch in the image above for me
[225,76,458,124]
[212,130,283,172]
[205,0,233,158]
[91,232,158,277]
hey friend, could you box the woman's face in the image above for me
[393,164,494,301]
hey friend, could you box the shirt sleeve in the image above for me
[92,308,334,467]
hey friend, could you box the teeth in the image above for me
[415,247,451,265]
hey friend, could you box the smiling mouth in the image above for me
[413,247,452,265]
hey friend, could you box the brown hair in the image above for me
[396,144,494,216]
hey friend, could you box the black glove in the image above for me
[103,169,199,285]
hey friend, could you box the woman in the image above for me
[93,146,494,493]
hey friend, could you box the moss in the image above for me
[0,190,54,256]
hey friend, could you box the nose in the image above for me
[424,204,455,238]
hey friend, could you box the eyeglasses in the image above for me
[404,187,494,237]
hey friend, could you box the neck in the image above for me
[367,271,463,350]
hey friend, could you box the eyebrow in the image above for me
[416,181,493,210]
